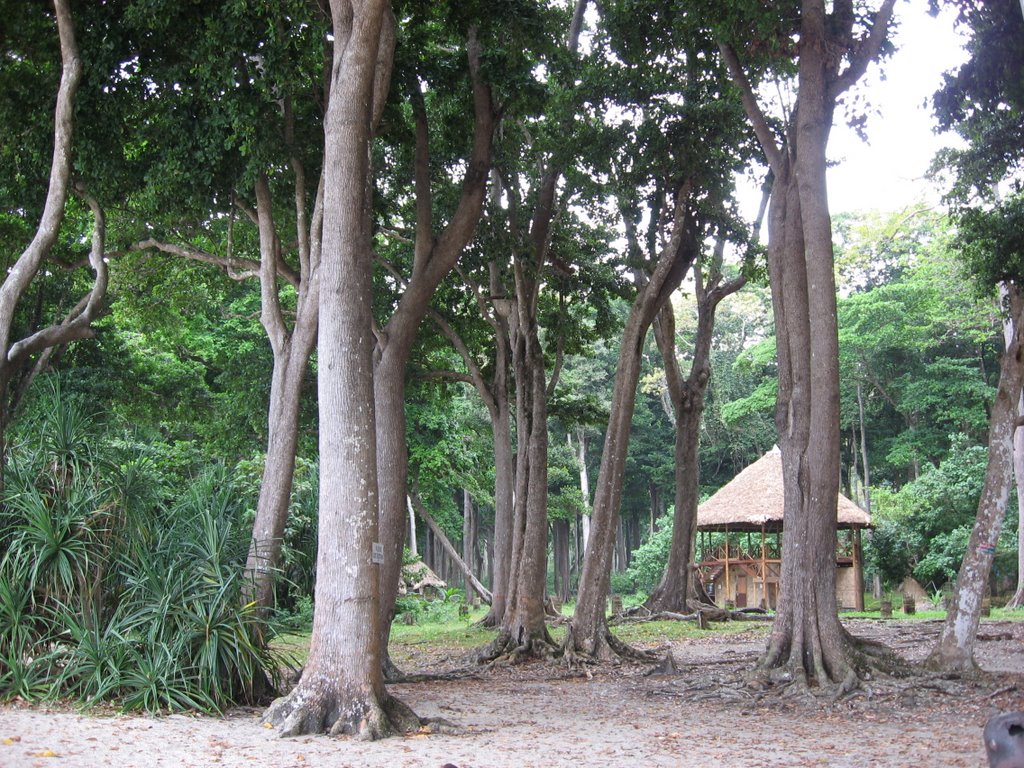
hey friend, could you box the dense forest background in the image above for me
[2,0,1023,723]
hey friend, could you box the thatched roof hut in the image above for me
[697,446,871,532]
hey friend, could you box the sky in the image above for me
[824,3,969,215]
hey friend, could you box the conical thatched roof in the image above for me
[697,446,871,532]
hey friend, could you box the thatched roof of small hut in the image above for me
[697,446,871,532]
[398,560,447,595]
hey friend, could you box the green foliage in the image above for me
[0,378,281,714]
[954,193,1024,292]
[865,435,1017,590]
[837,213,998,483]
[621,513,674,595]
[932,0,1024,198]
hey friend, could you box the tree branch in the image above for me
[828,0,898,101]
[718,43,786,177]
[8,189,109,366]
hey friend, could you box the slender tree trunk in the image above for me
[497,303,554,650]
[646,250,745,614]
[463,490,478,595]
[856,381,872,513]
[1004,316,1024,609]
[927,286,1024,670]
[553,519,571,603]
[567,195,696,661]
[575,429,593,551]
[373,34,493,668]
[481,309,514,625]
[243,343,314,611]
[243,173,320,613]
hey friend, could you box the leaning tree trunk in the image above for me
[927,285,1024,672]
[262,0,420,739]
[243,173,320,614]
[567,196,695,662]
[489,304,556,657]
[646,247,746,614]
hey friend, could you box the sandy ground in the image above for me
[2,618,1021,768]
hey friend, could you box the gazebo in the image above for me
[695,446,871,611]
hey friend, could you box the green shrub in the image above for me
[0,378,282,714]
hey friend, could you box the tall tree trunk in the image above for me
[927,285,1024,671]
[574,428,593,552]
[721,0,895,693]
[567,194,696,661]
[495,301,555,651]
[372,33,493,671]
[482,302,515,625]
[1003,316,1024,609]
[553,519,571,603]
[463,490,479,595]
[262,0,420,739]
[856,381,872,513]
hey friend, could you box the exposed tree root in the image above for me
[475,626,560,667]
[263,688,424,740]
[559,622,662,672]
[613,602,770,627]
[746,625,927,702]
[381,652,406,683]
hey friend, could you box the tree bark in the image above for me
[567,192,697,661]
[553,519,571,603]
[721,0,896,694]
[372,30,494,667]
[927,285,1024,671]
[262,0,419,739]
[1003,315,1024,609]
[480,0,590,661]
[646,250,745,614]
[242,169,321,614]
[574,428,593,552]
[427,271,514,626]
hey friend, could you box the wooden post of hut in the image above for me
[852,528,864,611]
[760,523,768,609]
[724,525,731,607]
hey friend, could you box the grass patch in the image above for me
[612,617,770,646]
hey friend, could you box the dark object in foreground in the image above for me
[985,712,1024,768]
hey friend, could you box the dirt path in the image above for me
[2,619,1021,767]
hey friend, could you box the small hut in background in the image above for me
[695,446,871,611]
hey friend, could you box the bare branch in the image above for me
[718,43,786,177]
